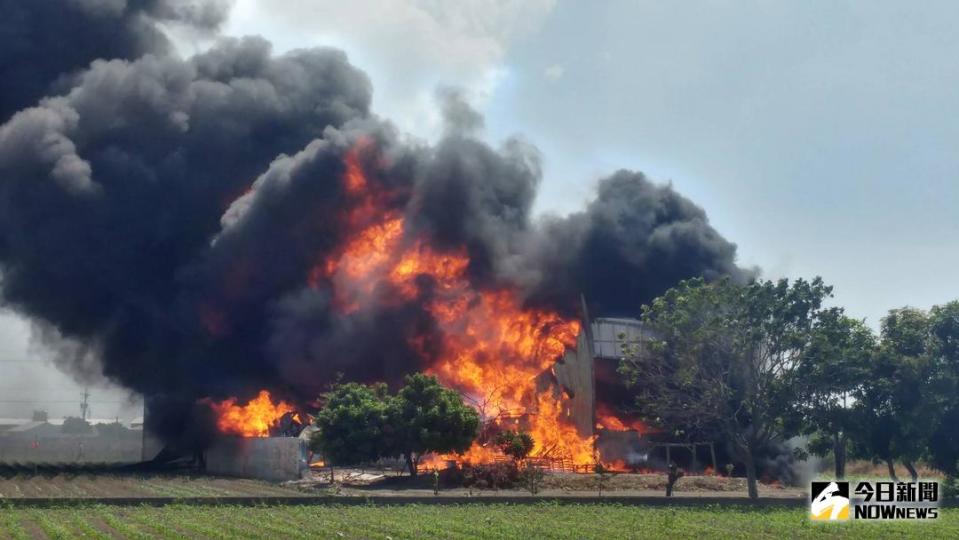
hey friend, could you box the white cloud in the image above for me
[544,63,564,81]
[223,0,556,138]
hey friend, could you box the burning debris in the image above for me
[0,0,748,466]
[596,403,648,433]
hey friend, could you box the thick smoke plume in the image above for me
[0,1,747,442]
[0,0,230,122]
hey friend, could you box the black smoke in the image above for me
[521,170,747,317]
[0,1,747,444]
[0,0,230,122]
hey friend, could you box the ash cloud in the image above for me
[0,0,230,122]
[0,1,746,437]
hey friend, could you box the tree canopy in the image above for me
[61,416,93,435]
[311,373,479,476]
[389,373,480,476]
[494,430,535,461]
[850,302,959,479]
[620,276,832,498]
[927,301,959,475]
[312,382,392,467]
[792,309,875,479]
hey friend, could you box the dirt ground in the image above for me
[285,468,806,499]
[1,459,941,501]
[0,469,805,500]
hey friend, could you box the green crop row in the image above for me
[0,503,955,539]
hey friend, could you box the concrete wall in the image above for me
[205,436,308,482]
[0,435,142,464]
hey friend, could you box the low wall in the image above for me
[205,436,308,482]
[0,435,142,464]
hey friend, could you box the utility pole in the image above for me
[80,388,90,421]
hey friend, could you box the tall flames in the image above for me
[208,390,294,438]
[208,140,614,466]
[314,141,594,466]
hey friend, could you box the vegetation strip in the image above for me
[0,504,955,539]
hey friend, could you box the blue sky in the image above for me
[479,1,959,327]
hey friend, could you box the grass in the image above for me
[0,503,954,539]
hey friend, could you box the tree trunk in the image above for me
[406,453,418,477]
[833,433,846,480]
[665,462,683,497]
[904,461,918,482]
[885,459,898,482]
[744,448,759,500]
[329,465,334,484]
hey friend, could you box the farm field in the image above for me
[0,503,955,539]
[0,474,305,499]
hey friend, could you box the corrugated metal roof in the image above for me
[590,317,647,359]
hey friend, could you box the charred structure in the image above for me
[0,0,749,460]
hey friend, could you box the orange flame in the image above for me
[595,402,648,433]
[604,459,629,472]
[208,390,294,437]
[207,141,638,458]
[308,141,603,467]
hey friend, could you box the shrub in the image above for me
[494,430,534,461]
[458,462,519,489]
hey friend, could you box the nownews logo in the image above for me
[810,481,850,521]
[810,480,939,522]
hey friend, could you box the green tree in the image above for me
[61,416,93,434]
[389,373,480,477]
[95,421,132,438]
[792,309,875,479]
[620,277,831,498]
[852,307,937,481]
[311,382,392,470]
[848,349,906,480]
[923,301,959,476]
[494,430,534,461]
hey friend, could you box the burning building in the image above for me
[139,310,655,480]
[0,1,749,479]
